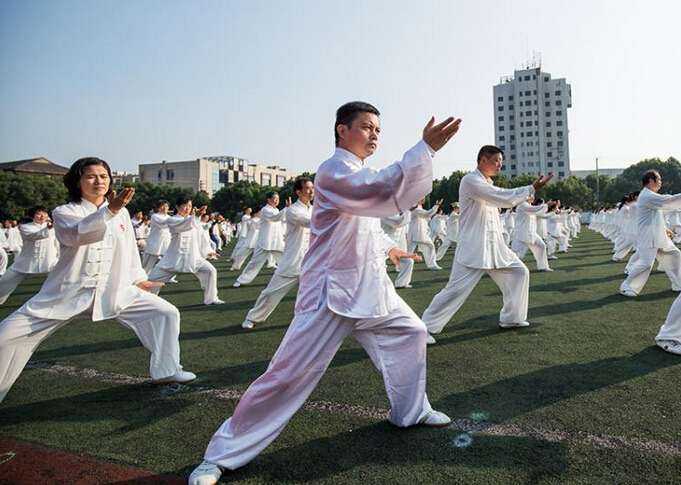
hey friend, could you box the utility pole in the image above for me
[595,157,599,205]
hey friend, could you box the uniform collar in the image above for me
[80,198,108,212]
[475,168,494,185]
[334,147,364,167]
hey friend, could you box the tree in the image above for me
[541,176,593,209]
[0,172,68,221]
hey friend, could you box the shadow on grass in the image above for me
[0,384,193,433]
[177,422,570,483]
[433,347,680,420]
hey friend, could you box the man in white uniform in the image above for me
[241,178,314,329]
[188,102,462,485]
[229,208,251,264]
[511,196,552,271]
[407,198,443,270]
[435,203,459,261]
[420,145,553,344]
[233,191,286,287]
[0,157,195,405]
[381,211,418,289]
[620,170,681,297]
[0,206,60,305]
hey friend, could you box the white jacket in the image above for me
[11,221,59,273]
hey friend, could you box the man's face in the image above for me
[478,153,503,177]
[296,181,315,204]
[268,193,280,207]
[177,201,193,217]
[649,175,663,193]
[337,112,380,161]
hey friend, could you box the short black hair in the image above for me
[63,157,113,202]
[334,101,380,146]
[156,199,169,209]
[477,145,504,163]
[642,170,660,187]
[175,195,192,208]
[293,176,312,193]
[28,205,48,218]
[266,191,278,201]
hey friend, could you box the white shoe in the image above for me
[548,255,558,260]
[242,319,255,329]
[499,321,530,329]
[428,265,443,270]
[188,460,224,485]
[672,286,681,292]
[539,267,554,272]
[656,340,681,355]
[168,276,179,284]
[210,299,225,305]
[418,410,451,427]
[395,284,413,289]
[426,333,437,345]
[153,371,196,384]
[619,289,637,298]
[233,281,241,288]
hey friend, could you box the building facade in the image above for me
[0,157,69,178]
[493,65,572,180]
[139,157,296,197]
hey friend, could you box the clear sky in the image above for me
[1,0,679,179]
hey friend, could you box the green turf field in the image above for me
[2,229,681,484]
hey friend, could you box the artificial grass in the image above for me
[1,230,681,483]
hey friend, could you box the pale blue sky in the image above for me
[1,0,679,178]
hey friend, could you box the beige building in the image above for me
[0,157,69,179]
[139,156,296,197]
[112,171,139,187]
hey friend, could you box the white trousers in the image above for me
[512,238,550,270]
[407,240,437,269]
[245,273,299,323]
[203,296,432,470]
[141,253,161,275]
[613,234,635,261]
[0,268,34,306]
[0,248,7,277]
[422,258,530,334]
[0,289,182,404]
[394,257,414,288]
[435,239,455,261]
[620,247,681,295]
[230,238,245,260]
[236,248,283,285]
[231,246,254,271]
[148,259,218,305]
[657,292,681,343]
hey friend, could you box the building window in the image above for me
[556,110,562,116]
[519,91,523,97]
[555,90,561,96]
[546,111,551,117]
[525,110,532,116]
[166,169,174,180]
[520,121,524,127]
[524,75,530,81]
[525,100,532,106]
[511,164,516,169]
[545,101,550,107]
[497,96,504,102]
[548,162,553,167]
[499,135,505,141]
[510,115,515,121]
[557,130,564,136]
[544,76,549,82]
[157,170,162,181]
[521,133,524,138]
[559,171,565,177]
[524,90,531,95]
[534,100,537,105]
[547,151,553,157]
[511,144,516,150]
[547,141,553,147]
[509,105,514,110]
[557,140,564,147]
[556,100,562,106]
[558,161,565,167]
[509,95,514,101]
[557,120,563,126]
[510,135,515,140]
[510,125,515,130]
[535,131,538,136]
[534,121,538,126]
[546,132,552,137]
[526,131,533,136]
[545,92,550,98]
[498,106,504,111]
[546,121,552,127]
[500,145,506,151]
[498,116,504,121]
[261,173,271,185]
[499,126,505,131]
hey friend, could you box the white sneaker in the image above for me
[395,284,413,289]
[242,319,255,329]
[168,276,179,284]
[548,255,558,260]
[188,460,224,485]
[210,299,225,305]
[426,333,437,345]
[672,286,681,292]
[656,340,681,355]
[233,281,241,288]
[428,265,443,270]
[418,410,451,427]
[539,267,554,272]
[153,371,196,384]
[619,289,637,298]
[499,321,530,329]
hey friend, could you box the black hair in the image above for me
[156,199,169,209]
[63,157,113,202]
[642,170,660,187]
[334,101,380,146]
[266,191,278,201]
[175,195,192,208]
[477,145,504,163]
[28,205,48,218]
[293,176,312,193]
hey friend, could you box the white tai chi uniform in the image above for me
[422,169,534,334]
[243,200,312,324]
[236,205,285,285]
[381,211,413,288]
[5,225,22,256]
[148,214,219,305]
[202,140,437,470]
[230,214,251,262]
[141,212,171,274]
[0,221,59,305]
[0,200,184,404]
[0,230,9,277]
[231,217,259,271]
[620,187,681,295]
[435,211,459,261]
[407,203,440,269]
[511,202,550,270]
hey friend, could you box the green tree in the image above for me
[0,172,68,220]
[542,176,593,209]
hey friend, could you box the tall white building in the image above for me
[493,65,572,179]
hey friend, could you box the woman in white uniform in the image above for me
[142,200,172,274]
[0,157,195,405]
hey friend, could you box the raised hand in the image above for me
[286,197,292,207]
[423,117,463,152]
[388,246,423,271]
[107,188,135,214]
[136,280,164,292]
[532,173,555,191]
[196,205,208,217]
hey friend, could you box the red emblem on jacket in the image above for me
[120,223,125,232]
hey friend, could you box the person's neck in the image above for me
[300,199,311,207]
[84,195,105,208]
[338,144,366,163]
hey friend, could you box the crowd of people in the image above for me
[0,101,679,485]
